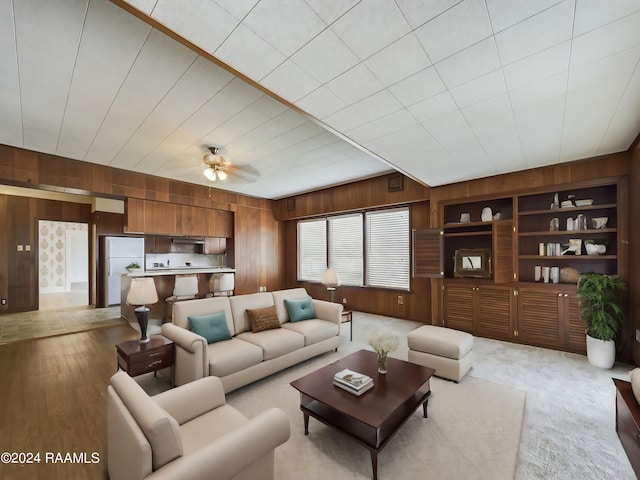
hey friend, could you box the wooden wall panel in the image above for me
[275,173,430,220]
[631,147,640,366]
[232,205,285,295]
[0,195,7,311]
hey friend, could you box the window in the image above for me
[366,208,410,289]
[328,214,363,286]
[297,207,410,290]
[297,219,326,282]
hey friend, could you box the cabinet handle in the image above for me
[147,360,163,368]
[558,293,562,297]
[148,352,160,357]
[564,293,568,297]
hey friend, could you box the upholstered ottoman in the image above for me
[407,325,473,382]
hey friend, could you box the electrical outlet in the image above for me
[398,295,404,305]
[342,298,347,304]
[259,286,267,292]
[1,299,6,305]
[636,329,640,342]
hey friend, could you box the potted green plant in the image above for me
[576,272,626,369]
[126,262,142,272]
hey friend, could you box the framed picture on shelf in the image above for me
[453,248,492,279]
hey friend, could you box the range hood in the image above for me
[170,237,205,245]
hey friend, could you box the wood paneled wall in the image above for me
[0,144,283,311]
[275,172,430,220]
[630,146,640,366]
[281,175,432,323]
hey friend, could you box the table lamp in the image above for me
[322,268,341,303]
[126,277,158,344]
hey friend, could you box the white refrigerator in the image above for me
[104,236,145,306]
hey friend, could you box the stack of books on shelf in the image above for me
[333,369,374,396]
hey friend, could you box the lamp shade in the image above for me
[126,277,158,306]
[322,268,340,287]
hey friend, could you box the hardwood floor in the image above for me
[0,323,138,480]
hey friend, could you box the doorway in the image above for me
[38,220,89,310]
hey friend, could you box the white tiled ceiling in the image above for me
[2,0,640,200]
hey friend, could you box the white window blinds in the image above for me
[328,214,363,286]
[297,219,326,282]
[366,208,410,289]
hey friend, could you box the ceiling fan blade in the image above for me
[229,164,260,183]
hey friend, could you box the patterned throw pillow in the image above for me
[246,306,281,333]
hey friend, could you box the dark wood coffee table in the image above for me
[290,349,435,479]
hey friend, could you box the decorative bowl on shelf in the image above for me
[575,199,594,207]
[585,242,606,255]
[591,217,608,229]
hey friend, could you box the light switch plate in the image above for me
[17,245,23,251]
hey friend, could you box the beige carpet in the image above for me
[225,350,526,480]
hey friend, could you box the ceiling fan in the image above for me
[201,146,260,183]
[202,147,230,181]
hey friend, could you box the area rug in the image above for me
[225,350,526,480]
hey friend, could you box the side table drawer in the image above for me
[128,351,173,376]
[116,339,175,378]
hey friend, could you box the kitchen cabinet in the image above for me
[205,237,226,254]
[126,198,233,237]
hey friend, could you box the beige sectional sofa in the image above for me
[161,288,343,392]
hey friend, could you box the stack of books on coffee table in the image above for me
[333,368,374,396]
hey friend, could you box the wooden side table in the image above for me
[341,310,353,341]
[116,335,175,386]
[613,378,640,477]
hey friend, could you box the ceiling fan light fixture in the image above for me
[204,166,216,181]
[216,169,227,180]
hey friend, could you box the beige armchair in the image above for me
[107,370,290,480]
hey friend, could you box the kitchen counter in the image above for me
[127,267,235,277]
[121,268,235,323]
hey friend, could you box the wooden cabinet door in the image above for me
[443,283,475,333]
[517,287,564,348]
[412,228,443,278]
[563,291,586,354]
[477,285,515,341]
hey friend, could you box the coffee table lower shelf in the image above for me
[300,390,430,479]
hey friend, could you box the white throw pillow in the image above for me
[630,368,640,405]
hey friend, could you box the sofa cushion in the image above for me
[282,319,339,345]
[631,368,640,405]
[237,329,305,360]
[180,405,248,456]
[284,297,316,322]
[272,288,312,323]
[173,297,234,335]
[247,306,281,333]
[110,371,183,470]
[229,292,274,334]
[208,338,263,377]
[188,311,232,344]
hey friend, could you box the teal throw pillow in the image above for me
[188,311,232,344]
[284,297,316,322]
